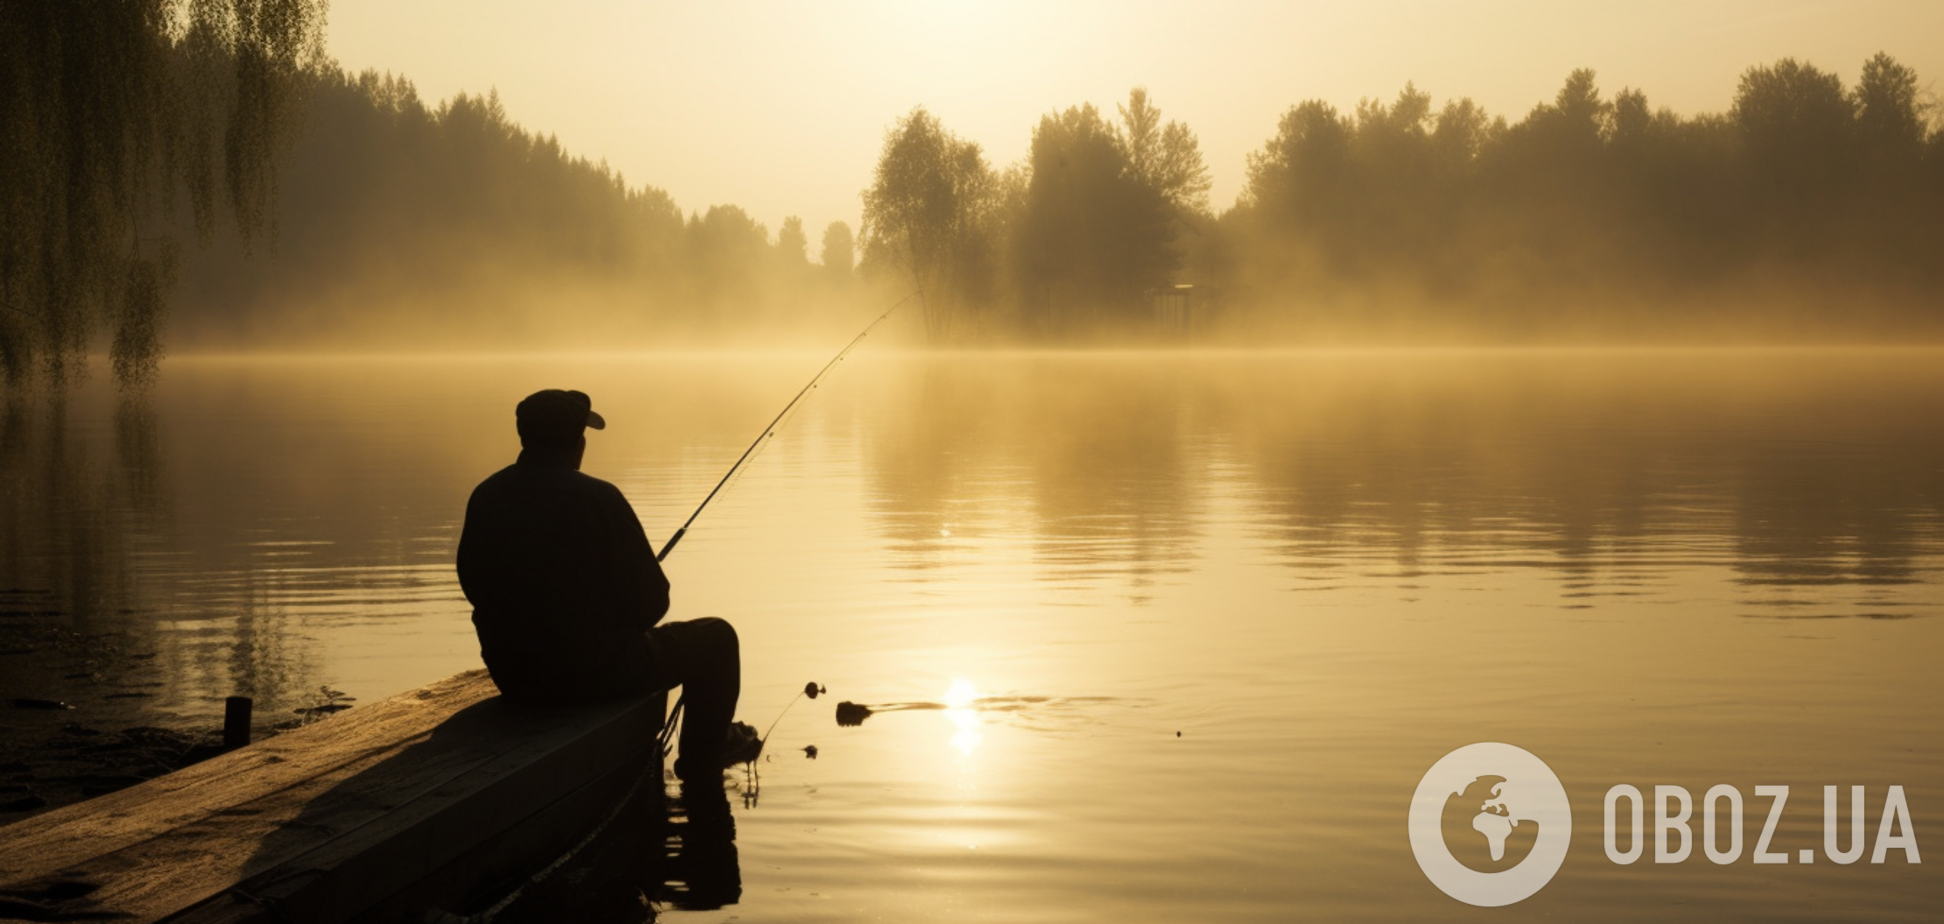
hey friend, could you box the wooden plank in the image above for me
[0,672,499,882]
[173,729,660,924]
[0,670,666,924]
[170,690,664,923]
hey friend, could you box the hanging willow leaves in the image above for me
[113,244,175,388]
[0,0,325,388]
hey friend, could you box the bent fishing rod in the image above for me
[655,289,919,563]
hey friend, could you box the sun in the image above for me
[944,678,979,709]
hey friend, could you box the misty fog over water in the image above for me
[2,348,1937,919]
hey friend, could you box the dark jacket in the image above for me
[456,450,671,702]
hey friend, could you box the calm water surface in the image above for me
[3,349,1940,921]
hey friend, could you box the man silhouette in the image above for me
[457,388,753,781]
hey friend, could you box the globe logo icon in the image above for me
[1409,743,1573,906]
[1441,773,1546,871]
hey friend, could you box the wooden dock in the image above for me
[0,671,666,923]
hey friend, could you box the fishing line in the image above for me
[472,292,919,924]
[656,288,919,562]
[654,288,918,753]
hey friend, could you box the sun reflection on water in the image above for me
[944,678,983,756]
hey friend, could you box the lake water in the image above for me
[3,348,1940,921]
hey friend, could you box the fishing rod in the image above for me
[649,288,917,757]
[656,289,918,562]
[473,293,919,922]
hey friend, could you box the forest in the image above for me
[165,70,861,350]
[868,57,1944,342]
[5,2,1942,388]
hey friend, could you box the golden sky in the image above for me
[326,0,1943,246]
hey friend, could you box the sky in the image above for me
[325,0,1944,247]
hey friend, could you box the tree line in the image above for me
[863,88,1214,340]
[866,55,1944,341]
[2,5,862,387]
[167,67,862,349]
[7,10,1943,390]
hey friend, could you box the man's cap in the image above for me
[516,389,606,444]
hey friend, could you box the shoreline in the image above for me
[0,595,312,822]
